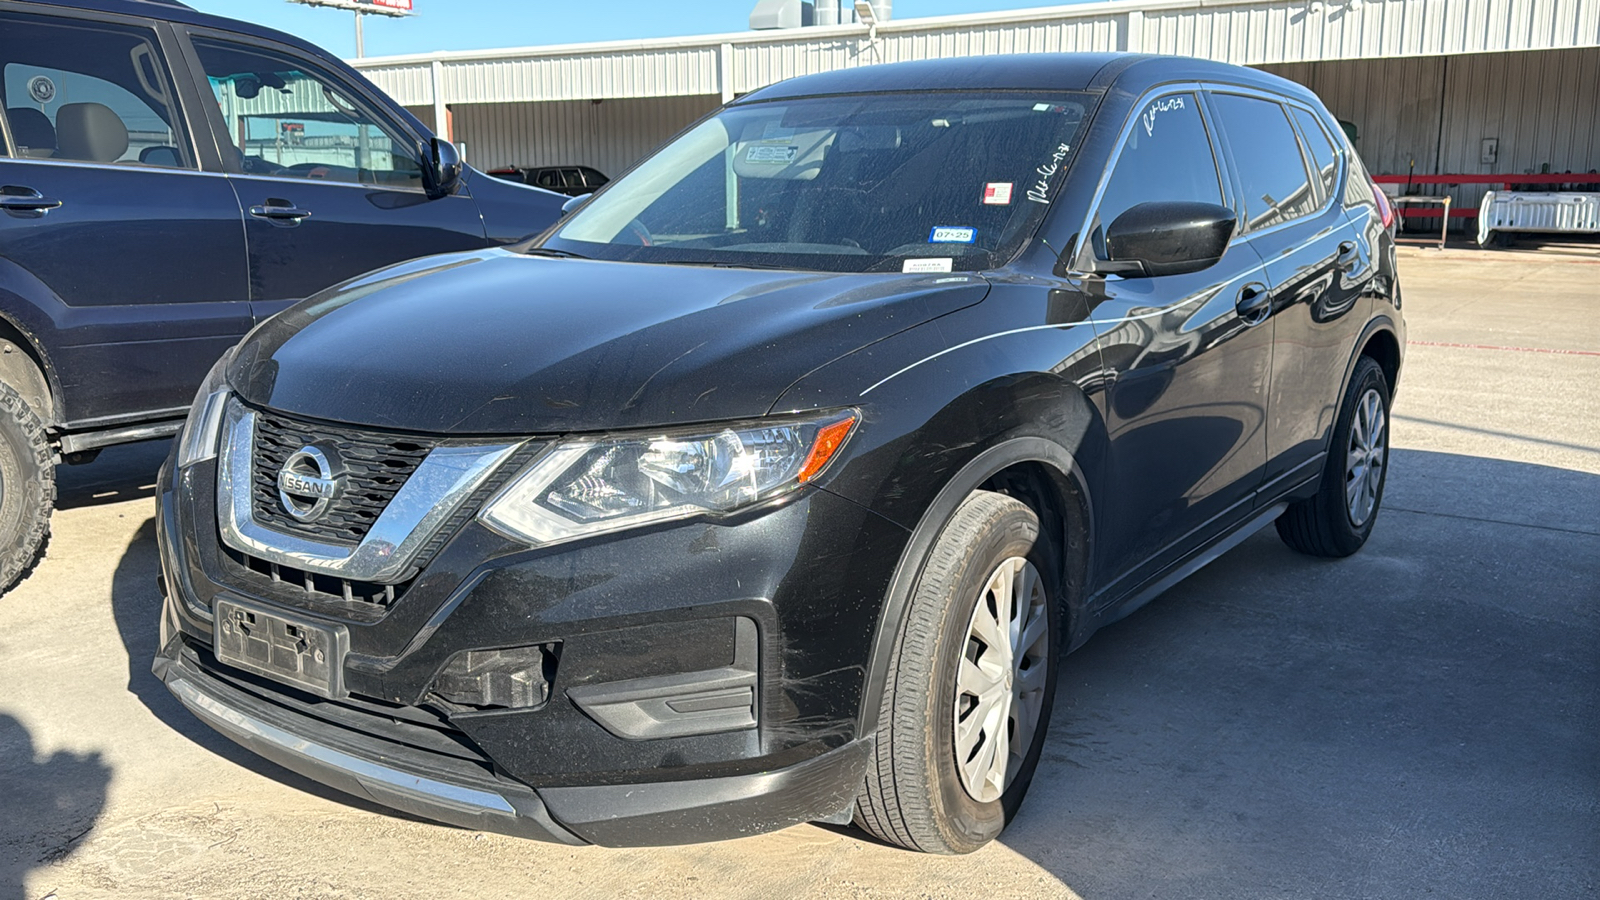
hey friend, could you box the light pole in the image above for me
[354,11,364,57]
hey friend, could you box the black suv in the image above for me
[154,53,1403,853]
[486,165,610,196]
[0,0,564,590]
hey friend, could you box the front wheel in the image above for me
[854,490,1059,854]
[0,380,53,595]
[1277,356,1391,557]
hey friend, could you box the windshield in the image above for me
[543,91,1093,273]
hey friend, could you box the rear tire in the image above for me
[854,490,1060,854]
[0,380,53,595]
[1276,356,1390,558]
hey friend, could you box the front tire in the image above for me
[855,490,1059,854]
[0,380,52,595]
[1277,356,1390,558]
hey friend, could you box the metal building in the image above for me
[352,0,1600,225]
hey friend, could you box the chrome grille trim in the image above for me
[216,400,520,583]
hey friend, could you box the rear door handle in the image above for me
[0,186,63,216]
[1235,282,1271,324]
[1336,240,1360,273]
[248,202,312,222]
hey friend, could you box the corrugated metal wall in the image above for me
[355,0,1600,108]
[1263,46,1600,224]
[727,15,1125,91]
[413,95,721,175]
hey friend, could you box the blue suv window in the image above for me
[193,38,423,188]
[0,13,190,167]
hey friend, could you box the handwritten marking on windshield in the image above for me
[1027,143,1072,204]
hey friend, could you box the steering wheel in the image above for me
[620,218,653,247]
[238,154,281,175]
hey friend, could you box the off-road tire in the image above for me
[0,380,53,595]
[1277,356,1390,558]
[854,490,1060,854]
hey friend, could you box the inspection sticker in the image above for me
[928,226,976,244]
[983,182,1014,205]
[903,258,953,273]
[745,144,797,164]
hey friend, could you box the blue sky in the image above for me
[185,1,1095,58]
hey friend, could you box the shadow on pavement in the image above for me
[55,441,170,511]
[995,449,1598,898]
[0,714,110,900]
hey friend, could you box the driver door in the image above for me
[179,30,487,322]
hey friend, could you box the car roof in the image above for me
[19,0,337,60]
[735,52,1321,109]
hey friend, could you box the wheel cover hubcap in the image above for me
[954,556,1050,803]
[1346,387,1387,527]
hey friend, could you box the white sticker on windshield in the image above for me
[903,258,953,273]
[761,122,795,140]
[983,182,1014,205]
[745,145,798,164]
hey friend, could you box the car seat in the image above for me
[6,107,56,158]
[54,102,129,163]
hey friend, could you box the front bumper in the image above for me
[154,443,907,845]
[154,639,870,845]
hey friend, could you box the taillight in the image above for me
[1372,177,1395,229]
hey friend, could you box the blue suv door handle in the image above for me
[248,202,312,224]
[0,186,63,217]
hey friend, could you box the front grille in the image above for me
[220,545,412,622]
[250,407,437,546]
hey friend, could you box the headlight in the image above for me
[480,411,858,546]
[176,348,234,468]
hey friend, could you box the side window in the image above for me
[561,168,584,189]
[1209,94,1319,231]
[1093,93,1223,254]
[582,168,609,188]
[535,169,562,189]
[0,13,190,167]
[1289,106,1340,202]
[192,38,422,188]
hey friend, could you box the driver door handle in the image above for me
[249,201,312,222]
[1235,282,1271,324]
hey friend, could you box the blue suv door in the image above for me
[180,31,490,322]
[0,8,250,427]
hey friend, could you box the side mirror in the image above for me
[1099,201,1236,278]
[423,137,462,199]
[561,193,592,214]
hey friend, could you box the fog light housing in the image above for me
[430,644,558,710]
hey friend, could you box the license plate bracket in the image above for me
[214,598,348,699]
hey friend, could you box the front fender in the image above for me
[771,302,1112,734]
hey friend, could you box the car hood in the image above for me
[229,249,988,435]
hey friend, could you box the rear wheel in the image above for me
[1277,356,1390,557]
[0,380,52,595]
[855,490,1059,854]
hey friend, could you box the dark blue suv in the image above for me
[0,0,565,591]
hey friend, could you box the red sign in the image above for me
[368,0,413,9]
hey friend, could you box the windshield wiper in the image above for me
[654,259,793,271]
[521,247,588,260]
